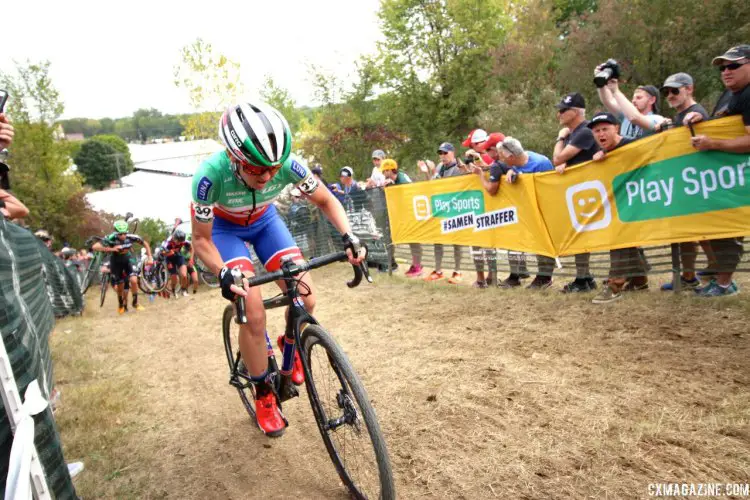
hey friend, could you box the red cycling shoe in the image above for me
[277,335,305,385]
[254,390,287,437]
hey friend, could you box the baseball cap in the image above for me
[461,129,488,147]
[661,73,694,89]
[555,92,586,110]
[371,149,386,160]
[587,112,620,128]
[636,85,660,114]
[340,166,354,177]
[712,45,750,65]
[437,142,455,153]
[483,132,506,150]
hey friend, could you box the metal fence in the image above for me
[275,185,749,287]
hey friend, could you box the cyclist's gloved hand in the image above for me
[219,266,237,301]
[342,232,366,263]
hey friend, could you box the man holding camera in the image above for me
[594,59,665,140]
[684,44,750,297]
[0,113,29,221]
[552,92,600,292]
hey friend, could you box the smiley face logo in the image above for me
[413,195,431,221]
[565,181,612,232]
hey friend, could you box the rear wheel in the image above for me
[222,304,257,423]
[301,325,395,500]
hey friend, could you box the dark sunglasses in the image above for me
[437,151,450,155]
[719,62,748,72]
[557,108,571,114]
[661,87,681,96]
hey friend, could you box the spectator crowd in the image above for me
[323,46,750,303]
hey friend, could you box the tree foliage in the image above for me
[74,139,121,190]
[173,38,243,139]
[0,60,107,248]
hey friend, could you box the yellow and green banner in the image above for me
[385,116,749,257]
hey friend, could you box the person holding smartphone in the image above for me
[0,108,28,221]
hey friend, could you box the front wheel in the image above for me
[300,325,395,500]
[222,304,257,422]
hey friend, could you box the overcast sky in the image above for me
[2,0,383,119]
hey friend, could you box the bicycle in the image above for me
[222,251,395,500]
[194,257,219,288]
[138,253,168,293]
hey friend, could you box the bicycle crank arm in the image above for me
[277,376,300,403]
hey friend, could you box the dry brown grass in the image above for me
[53,265,750,499]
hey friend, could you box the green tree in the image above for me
[375,0,513,162]
[173,38,243,139]
[91,134,134,173]
[0,60,100,247]
[74,139,121,189]
[260,75,303,134]
[131,217,169,246]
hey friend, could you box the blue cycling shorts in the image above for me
[213,204,303,274]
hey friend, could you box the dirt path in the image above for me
[54,266,750,499]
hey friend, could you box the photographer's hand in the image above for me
[0,114,14,150]
[471,165,484,176]
[606,78,619,92]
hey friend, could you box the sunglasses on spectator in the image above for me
[662,87,682,96]
[557,108,571,114]
[719,62,748,72]
[372,157,381,161]
[438,151,450,155]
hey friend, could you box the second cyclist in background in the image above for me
[160,229,193,297]
[92,220,154,314]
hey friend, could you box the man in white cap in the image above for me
[366,149,387,188]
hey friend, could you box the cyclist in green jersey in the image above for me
[191,101,365,437]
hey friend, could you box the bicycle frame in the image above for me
[230,252,370,407]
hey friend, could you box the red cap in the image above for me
[483,132,506,150]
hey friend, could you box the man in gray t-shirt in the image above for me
[424,142,466,284]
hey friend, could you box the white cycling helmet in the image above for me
[218,101,292,168]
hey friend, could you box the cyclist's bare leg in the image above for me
[238,275,270,377]
[179,265,189,290]
[128,275,139,306]
[190,270,199,292]
[117,282,127,309]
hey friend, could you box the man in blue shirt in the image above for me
[495,137,556,290]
